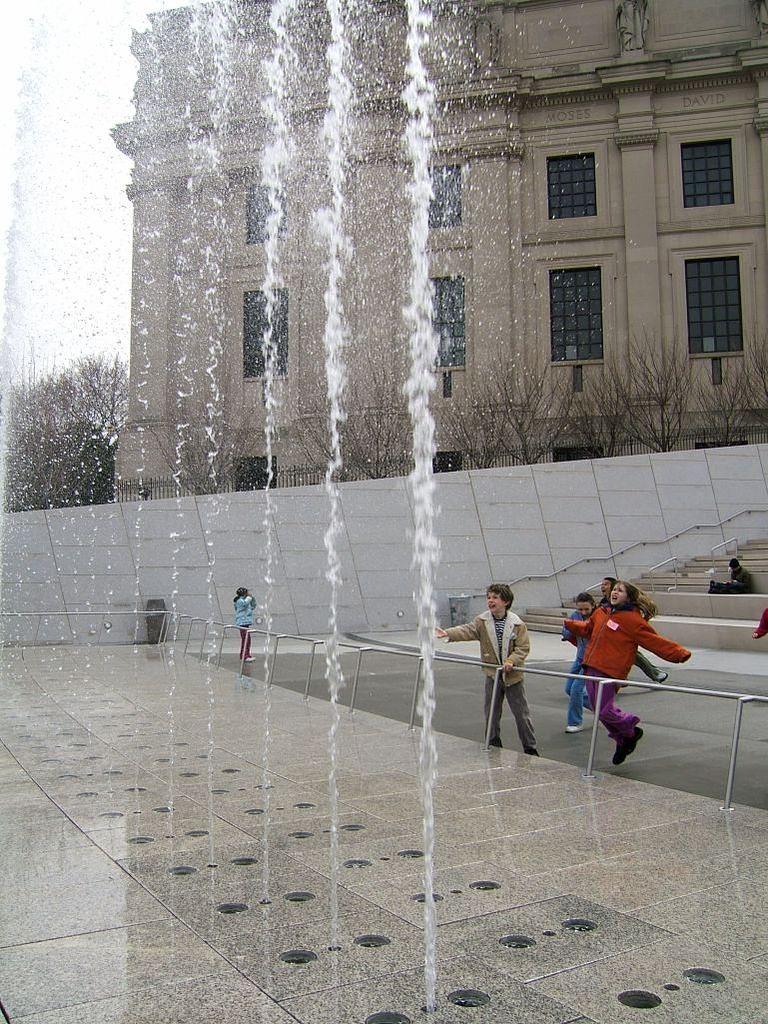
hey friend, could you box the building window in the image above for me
[235,456,277,490]
[711,357,722,386]
[572,365,583,392]
[432,276,465,368]
[429,165,462,229]
[549,267,603,362]
[681,140,733,208]
[243,289,289,377]
[433,451,463,473]
[246,184,286,244]
[547,154,597,219]
[685,257,742,353]
[442,371,453,398]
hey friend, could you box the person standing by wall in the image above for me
[234,587,256,663]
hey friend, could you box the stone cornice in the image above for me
[614,129,660,149]
[754,115,768,135]
[658,214,765,233]
[522,89,612,109]
[523,226,625,247]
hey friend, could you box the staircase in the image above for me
[524,539,768,652]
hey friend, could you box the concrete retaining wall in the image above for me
[2,444,768,640]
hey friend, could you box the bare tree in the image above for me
[692,358,754,446]
[6,356,128,511]
[495,349,573,464]
[297,361,412,479]
[568,359,630,458]
[624,334,691,452]
[438,391,507,469]
[747,339,768,424]
[149,397,255,495]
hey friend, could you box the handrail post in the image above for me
[199,621,210,660]
[266,634,287,688]
[722,696,753,811]
[349,647,371,714]
[408,656,424,730]
[484,669,504,750]
[303,641,322,701]
[184,618,204,656]
[582,678,605,779]
[216,625,237,669]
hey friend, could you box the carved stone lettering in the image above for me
[682,93,726,109]
[546,108,593,124]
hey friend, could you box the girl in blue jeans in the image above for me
[562,592,596,733]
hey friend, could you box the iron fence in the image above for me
[114,425,768,503]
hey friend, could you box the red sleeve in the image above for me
[634,618,691,663]
[564,609,599,637]
[564,617,590,636]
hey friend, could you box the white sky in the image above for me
[0,1,183,379]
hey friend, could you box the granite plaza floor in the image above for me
[2,643,768,1023]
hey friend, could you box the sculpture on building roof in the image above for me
[616,0,648,53]
[753,0,768,35]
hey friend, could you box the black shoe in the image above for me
[488,737,503,748]
[524,747,539,756]
[612,727,643,766]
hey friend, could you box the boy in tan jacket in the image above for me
[436,583,538,755]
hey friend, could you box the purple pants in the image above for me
[582,665,639,743]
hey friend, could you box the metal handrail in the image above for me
[645,555,678,591]
[170,613,194,643]
[509,506,767,588]
[267,633,326,688]
[183,617,208,655]
[199,621,230,661]
[215,624,244,668]
[711,537,738,567]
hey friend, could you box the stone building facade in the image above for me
[114,0,768,485]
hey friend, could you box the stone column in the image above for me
[117,181,177,478]
[751,71,768,261]
[614,90,661,344]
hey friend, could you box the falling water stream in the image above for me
[402,0,440,1011]
[257,0,297,906]
[186,0,239,868]
[318,0,354,952]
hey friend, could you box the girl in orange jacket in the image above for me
[564,580,691,765]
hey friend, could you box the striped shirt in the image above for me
[492,614,506,660]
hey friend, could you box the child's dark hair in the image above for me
[234,587,248,603]
[729,557,741,569]
[602,576,617,587]
[487,583,514,607]
[575,592,596,605]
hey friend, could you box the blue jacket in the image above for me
[234,595,255,627]
[562,609,591,664]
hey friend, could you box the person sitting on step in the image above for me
[709,557,752,595]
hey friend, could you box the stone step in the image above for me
[528,596,768,622]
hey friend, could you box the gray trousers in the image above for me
[483,676,536,750]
